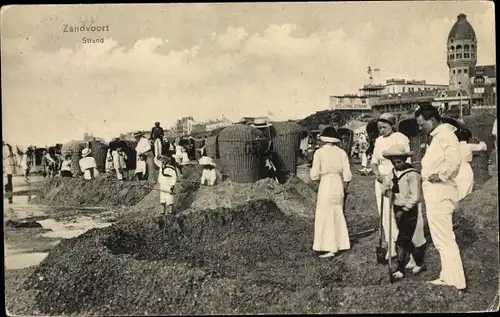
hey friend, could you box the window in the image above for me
[456,45,462,50]
[361,99,366,104]
[464,69,468,74]
[464,44,470,51]
[402,87,406,93]
[449,54,454,59]
[458,69,462,74]
[453,70,456,74]
[338,98,343,104]
[464,53,470,58]
[456,53,462,59]
[474,87,485,94]
[418,87,421,91]
[450,45,455,50]
[458,81,462,85]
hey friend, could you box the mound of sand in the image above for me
[34,177,155,208]
[24,173,499,314]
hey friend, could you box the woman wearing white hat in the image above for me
[370,113,426,263]
[79,148,98,180]
[310,126,352,258]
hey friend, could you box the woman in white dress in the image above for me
[310,127,352,258]
[370,113,427,261]
[454,129,488,201]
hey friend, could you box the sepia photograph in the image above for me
[2,1,498,314]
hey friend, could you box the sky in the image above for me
[1,1,496,147]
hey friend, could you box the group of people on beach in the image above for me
[310,104,495,291]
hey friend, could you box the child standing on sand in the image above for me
[199,156,217,186]
[382,143,426,280]
[135,154,147,180]
[154,155,178,218]
[60,154,73,177]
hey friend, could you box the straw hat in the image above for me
[319,126,341,143]
[81,148,92,157]
[251,118,273,128]
[199,156,216,167]
[382,144,414,158]
[377,113,397,126]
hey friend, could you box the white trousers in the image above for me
[154,139,162,158]
[423,181,466,289]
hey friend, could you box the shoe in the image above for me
[412,265,426,274]
[427,279,447,286]
[319,252,335,258]
[392,271,404,280]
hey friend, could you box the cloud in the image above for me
[1,3,495,147]
[213,26,248,49]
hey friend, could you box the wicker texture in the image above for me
[270,121,304,175]
[337,128,355,156]
[218,125,267,183]
[61,141,87,176]
[121,140,138,170]
[205,135,220,159]
[90,141,109,173]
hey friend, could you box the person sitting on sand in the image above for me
[381,144,426,280]
[199,156,217,186]
[61,154,73,177]
[79,148,98,180]
[135,154,147,181]
[154,155,178,218]
[453,128,488,201]
[309,127,352,258]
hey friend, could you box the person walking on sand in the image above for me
[3,142,16,204]
[309,127,352,258]
[454,129,488,201]
[112,146,127,181]
[79,148,99,180]
[134,131,155,182]
[151,121,165,159]
[370,113,427,262]
[18,146,33,182]
[415,104,466,291]
[381,144,426,280]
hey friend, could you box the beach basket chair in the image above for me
[218,125,268,183]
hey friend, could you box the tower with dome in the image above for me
[435,13,496,116]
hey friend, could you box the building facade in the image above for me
[206,116,233,132]
[384,79,448,94]
[329,13,496,119]
[174,116,196,135]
